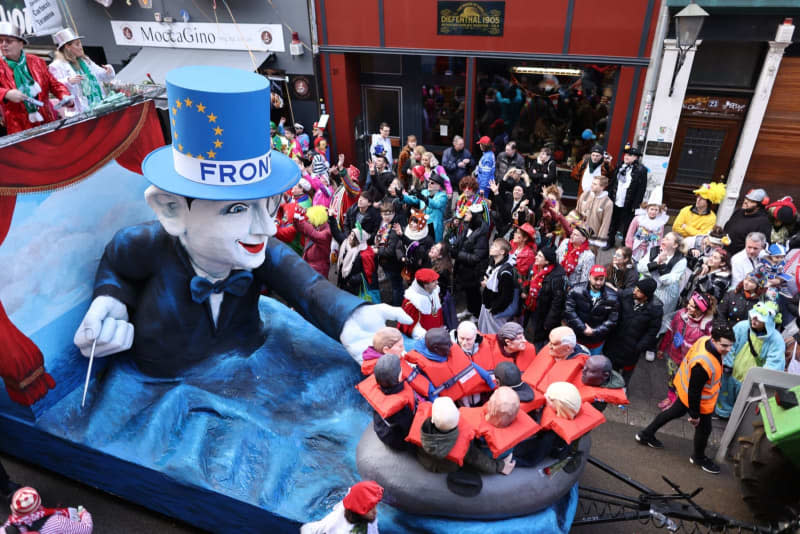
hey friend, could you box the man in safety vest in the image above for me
[634,325,735,474]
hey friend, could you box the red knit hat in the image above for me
[589,265,606,277]
[415,268,439,283]
[11,487,41,515]
[342,481,384,515]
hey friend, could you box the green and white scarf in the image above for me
[75,57,103,107]
[5,50,43,119]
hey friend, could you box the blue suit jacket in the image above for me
[93,221,363,377]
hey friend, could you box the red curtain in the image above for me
[0,100,164,194]
[0,101,164,406]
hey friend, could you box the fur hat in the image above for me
[432,396,459,431]
[693,182,726,205]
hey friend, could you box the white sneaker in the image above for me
[645,351,655,362]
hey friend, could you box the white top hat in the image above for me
[0,22,27,44]
[52,28,84,49]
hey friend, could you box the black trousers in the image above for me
[641,399,712,459]
[606,205,634,244]
[464,284,483,317]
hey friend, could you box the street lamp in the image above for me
[668,1,709,96]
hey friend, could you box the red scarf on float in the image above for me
[561,240,589,276]
[525,264,554,311]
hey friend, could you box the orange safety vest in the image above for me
[473,334,537,373]
[521,351,556,390]
[673,336,723,415]
[405,401,475,466]
[405,345,489,400]
[540,401,606,444]
[459,406,542,458]
[356,374,417,420]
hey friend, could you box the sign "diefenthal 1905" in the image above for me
[110,20,285,52]
[438,1,504,36]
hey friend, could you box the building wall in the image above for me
[61,0,319,128]
[743,56,800,202]
[316,0,660,161]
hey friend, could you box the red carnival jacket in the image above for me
[0,54,70,134]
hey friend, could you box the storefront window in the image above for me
[474,60,618,167]
[419,57,466,148]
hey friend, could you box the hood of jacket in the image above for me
[420,417,459,459]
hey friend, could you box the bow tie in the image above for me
[190,271,254,303]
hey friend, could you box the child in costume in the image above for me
[294,205,332,278]
[1,487,93,534]
[625,187,669,263]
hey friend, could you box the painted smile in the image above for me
[238,241,265,254]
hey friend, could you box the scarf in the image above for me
[76,57,104,107]
[525,263,554,311]
[404,223,429,242]
[561,240,589,276]
[7,507,70,528]
[338,228,369,278]
[587,158,601,173]
[6,51,43,120]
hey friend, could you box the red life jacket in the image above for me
[520,395,547,413]
[473,334,537,372]
[356,374,417,419]
[361,358,378,375]
[405,345,489,400]
[536,356,586,393]
[521,351,556,390]
[574,381,629,405]
[459,406,542,458]
[540,401,606,444]
[405,401,475,466]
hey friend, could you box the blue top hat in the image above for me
[142,66,299,200]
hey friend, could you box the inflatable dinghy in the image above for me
[356,424,590,519]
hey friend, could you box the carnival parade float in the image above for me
[0,66,618,532]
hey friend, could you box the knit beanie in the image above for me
[635,277,657,299]
[540,246,557,265]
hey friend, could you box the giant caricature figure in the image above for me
[58,66,410,521]
[72,66,408,371]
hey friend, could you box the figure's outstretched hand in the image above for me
[340,304,412,362]
[73,295,134,358]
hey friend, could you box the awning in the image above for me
[116,48,270,108]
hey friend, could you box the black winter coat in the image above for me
[343,204,381,240]
[481,260,516,314]
[396,233,434,275]
[564,283,619,344]
[530,264,568,344]
[608,162,647,212]
[527,158,557,189]
[375,219,403,273]
[453,222,490,287]
[604,289,664,367]
[715,288,761,329]
[723,207,772,255]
